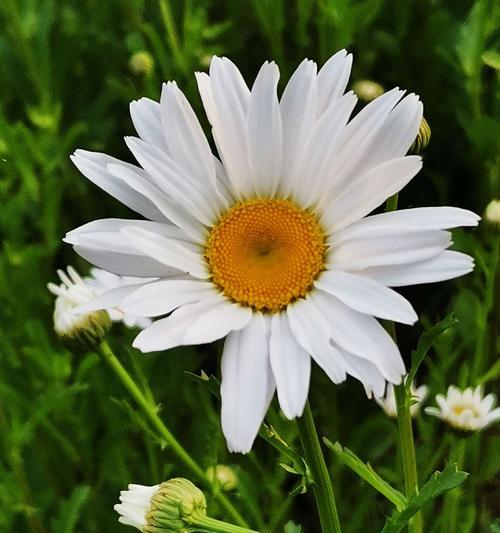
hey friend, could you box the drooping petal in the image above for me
[313,291,405,383]
[221,313,274,453]
[247,61,282,197]
[316,270,418,324]
[362,251,474,287]
[269,313,311,419]
[70,150,166,222]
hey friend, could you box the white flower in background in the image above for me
[47,266,111,350]
[425,385,500,432]
[85,268,153,329]
[375,382,428,418]
[115,478,206,531]
[65,50,479,452]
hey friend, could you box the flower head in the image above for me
[47,266,111,351]
[114,478,206,532]
[375,382,428,418]
[66,50,479,452]
[425,385,500,433]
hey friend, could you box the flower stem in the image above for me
[190,515,261,533]
[297,401,342,533]
[97,341,249,528]
[445,438,466,533]
[394,381,422,533]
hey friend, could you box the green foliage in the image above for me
[0,0,499,532]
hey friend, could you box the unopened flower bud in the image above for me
[409,116,431,154]
[484,199,500,228]
[353,79,385,102]
[115,478,207,532]
[130,51,154,76]
[47,266,111,352]
[206,464,238,491]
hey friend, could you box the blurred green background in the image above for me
[0,0,499,531]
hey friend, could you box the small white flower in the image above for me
[85,268,153,329]
[47,267,110,349]
[375,382,428,418]
[66,51,479,453]
[114,483,160,529]
[425,385,500,432]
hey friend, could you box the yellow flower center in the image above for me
[205,198,326,313]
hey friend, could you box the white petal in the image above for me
[133,294,237,352]
[362,251,474,287]
[313,291,405,383]
[269,313,311,419]
[330,230,451,270]
[291,92,358,207]
[221,313,274,453]
[316,50,353,116]
[121,226,208,279]
[197,57,252,197]
[316,270,418,324]
[160,82,227,209]
[322,156,423,231]
[334,207,480,244]
[71,150,166,222]
[121,279,215,316]
[287,298,347,383]
[280,59,317,194]
[339,349,387,398]
[106,163,206,243]
[183,301,253,345]
[130,97,168,152]
[125,136,219,225]
[75,284,148,315]
[247,61,282,197]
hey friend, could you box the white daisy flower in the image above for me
[375,382,428,418]
[65,50,479,452]
[425,385,500,432]
[85,268,153,329]
[47,266,111,350]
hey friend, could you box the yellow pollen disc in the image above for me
[205,198,326,313]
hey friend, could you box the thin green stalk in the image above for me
[159,0,189,75]
[190,515,260,533]
[97,341,249,528]
[445,439,466,533]
[385,192,422,533]
[297,401,342,533]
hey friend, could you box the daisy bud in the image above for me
[425,385,500,433]
[47,266,111,352]
[409,116,431,154]
[352,79,385,102]
[206,464,238,491]
[115,478,207,532]
[375,383,428,418]
[484,199,500,228]
[130,51,154,76]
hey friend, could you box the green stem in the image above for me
[97,341,249,528]
[385,192,422,533]
[159,0,189,75]
[446,439,466,533]
[297,401,342,533]
[190,515,260,533]
[394,382,422,533]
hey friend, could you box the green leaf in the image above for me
[51,486,90,533]
[323,439,407,510]
[284,521,303,533]
[482,50,500,70]
[406,314,458,388]
[381,464,468,533]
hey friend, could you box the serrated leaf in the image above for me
[381,464,468,533]
[323,438,407,510]
[284,521,303,533]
